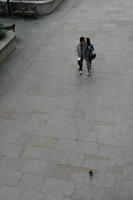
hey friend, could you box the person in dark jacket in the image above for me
[76,36,86,75]
[85,37,95,76]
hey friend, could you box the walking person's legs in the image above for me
[89,60,92,72]
[87,59,91,75]
[78,59,83,74]
[90,60,92,68]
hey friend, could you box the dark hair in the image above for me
[86,37,91,46]
[80,36,85,42]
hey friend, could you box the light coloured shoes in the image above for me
[87,72,90,76]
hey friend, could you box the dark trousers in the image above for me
[86,59,92,72]
[77,59,83,71]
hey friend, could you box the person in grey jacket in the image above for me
[76,36,86,75]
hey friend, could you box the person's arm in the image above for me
[77,44,81,58]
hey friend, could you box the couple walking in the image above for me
[77,36,96,76]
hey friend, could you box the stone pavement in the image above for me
[0,0,133,199]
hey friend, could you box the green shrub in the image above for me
[0,24,6,40]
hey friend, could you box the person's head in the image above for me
[80,36,85,44]
[86,37,91,46]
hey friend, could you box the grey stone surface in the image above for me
[68,171,90,184]
[22,159,47,174]
[72,183,103,200]
[56,139,98,155]
[44,194,62,200]
[0,186,22,200]
[19,191,44,200]
[41,178,75,195]
[0,143,22,158]
[61,151,84,167]
[0,0,133,199]
[0,170,22,186]
[83,158,109,170]
[18,173,44,192]
[42,163,71,180]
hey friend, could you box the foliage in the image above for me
[0,24,6,40]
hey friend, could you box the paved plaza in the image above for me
[0,0,133,199]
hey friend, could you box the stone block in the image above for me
[76,130,98,143]
[56,139,98,155]
[22,146,47,159]
[43,163,71,180]
[20,191,44,200]
[61,151,84,167]
[41,178,75,195]
[97,132,121,147]
[72,183,102,200]
[0,186,22,200]
[15,133,33,145]
[0,170,22,186]
[0,158,25,172]
[101,187,119,200]
[42,150,65,164]
[31,135,58,149]
[0,130,18,143]
[18,173,44,192]
[69,171,90,184]
[98,145,122,159]
[22,159,47,174]
[107,165,125,174]
[0,143,22,158]
[44,194,62,200]
[96,172,116,188]
[83,159,109,171]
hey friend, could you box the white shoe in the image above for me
[87,72,90,76]
[79,71,82,75]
